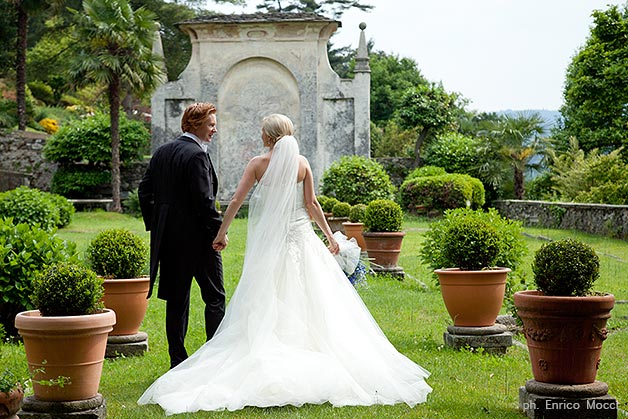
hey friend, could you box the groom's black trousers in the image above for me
[163,246,225,369]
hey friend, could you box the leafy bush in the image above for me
[370,120,416,158]
[33,263,104,316]
[50,166,111,198]
[423,132,483,176]
[399,173,484,212]
[87,229,148,279]
[405,165,447,182]
[0,218,78,335]
[532,239,600,296]
[123,188,142,217]
[349,203,367,223]
[321,156,396,205]
[363,199,403,232]
[317,195,339,214]
[28,81,55,105]
[331,202,351,218]
[43,112,149,166]
[420,208,526,272]
[0,186,74,230]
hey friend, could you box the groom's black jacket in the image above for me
[138,135,222,299]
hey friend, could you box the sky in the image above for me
[210,1,626,113]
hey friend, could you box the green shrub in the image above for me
[420,208,526,273]
[123,188,142,217]
[331,202,351,218]
[349,203,367,223]
[532,239,600,296]
[50,166,111,198]
[0,187,60,230]
[363,199,403,232]
[33,263,104,316]
[28,81,55,105]
[43,112,149,166]
[48,193,75,228]
[399,173,482,212]
[317,195,339,213]
[405,165,447,182]
[321,156,396,205]
[0,218,78,335]
[423,132,483,176]
[87,229,148,279]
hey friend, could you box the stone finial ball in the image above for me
[359,22,367,30]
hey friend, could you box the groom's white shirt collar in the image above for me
[182,132,208,152]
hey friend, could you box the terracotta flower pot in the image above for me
[0,385,24,419]
[362,231,406,268]
[15,309,116,402]
[103,277,150,336]
[326,216,349,233]
[514,290,615,384]
[342,222,366,250]
[435,267,510,327]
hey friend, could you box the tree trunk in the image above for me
[16,3,28,131]
[109,76,122,213]
[413,127,430,167]
[514,166,524,200]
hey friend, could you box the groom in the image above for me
[138,102,226,369]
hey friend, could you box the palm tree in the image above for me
[69,0,164,212]
[495,112,547,200]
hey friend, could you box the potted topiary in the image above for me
[342,203,367,250]
[14,263,116,402]
[0,368,25,418]
[87,228,149,336]
[362,199,405,270]
[514,239,615,384]
[420,208,526,327]
[328,201,351,233]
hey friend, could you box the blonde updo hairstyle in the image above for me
[181,102,216,133]
[262,114,294,146]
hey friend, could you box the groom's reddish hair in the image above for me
[181,102,216,133]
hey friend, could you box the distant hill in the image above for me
[496,109,561,132]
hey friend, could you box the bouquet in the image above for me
[332,231,368,287]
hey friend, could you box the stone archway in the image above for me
[217,57,300,197]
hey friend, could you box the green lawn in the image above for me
[1,212,627,418]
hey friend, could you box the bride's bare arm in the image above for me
[301,157,339,255]
[212,158,259,251]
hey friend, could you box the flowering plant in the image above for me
[332,231,368,287]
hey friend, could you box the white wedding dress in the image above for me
[138,136,432,415]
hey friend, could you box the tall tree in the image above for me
[69,0,164,212]
[492,112,547,200]
[397,82,461,166]
[255,0,372,18]
[369,51,428,124]
[556,4,628,155]
[8,0,68,130]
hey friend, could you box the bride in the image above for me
[138,114,432,415]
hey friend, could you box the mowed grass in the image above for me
[1,212,627,418]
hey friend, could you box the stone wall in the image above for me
[0,131,57,191]
[493,200,628,239]
[0,131,147,197]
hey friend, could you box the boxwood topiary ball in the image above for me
[532,238,600,296]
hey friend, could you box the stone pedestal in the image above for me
[371,264,405,279]
[106,331,148,358]
[19,394,106,419]
[443,324,512,355]
[519,380,618,419]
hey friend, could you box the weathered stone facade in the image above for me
[493,199,628,239]
[151,12,371,201]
